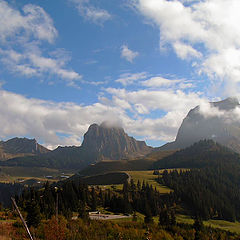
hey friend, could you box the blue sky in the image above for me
[0,0,240,149]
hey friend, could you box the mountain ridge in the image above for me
[0,137,49,161]
[1,122,153,169]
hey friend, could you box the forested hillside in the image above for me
[154,140,240,222]
[159,168,240,221]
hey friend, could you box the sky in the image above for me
[0,0,240,149]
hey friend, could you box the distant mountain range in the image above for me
[2,97,240,171]
[1,122,152,170]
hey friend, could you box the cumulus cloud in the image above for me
[121,45,139,63]
[0,1,57,43]
[116,73,194,89]
[0,1,82,87]
[106,87,205,114]
[116,72,148,86]
[70,0,111,24]
[134,0,240,95]
[142,76,181,87]
[173,42,202,60]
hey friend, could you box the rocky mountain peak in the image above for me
[160,97,240,153]
[81,122,152,160]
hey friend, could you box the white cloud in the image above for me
[106,87,205,113]
[198,101,225,118]
[70,0,111,24]
[116,73,194,89]
[116,72,147,86]
[134,0,240,95]
[0,1,82,87]
[121,45,139,63]
[173,42,202,60]
[142,76,181,87]
[0,1,57,43]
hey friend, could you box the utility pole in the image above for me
[55,187,58,222]
[11,197,34,240]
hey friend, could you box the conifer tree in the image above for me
[26,200,41,227]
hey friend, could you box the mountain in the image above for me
[81,122,152,161]
[2,122,152,169]
[0,137,49,161]
[160,97,240,153]
[153,139,240,169]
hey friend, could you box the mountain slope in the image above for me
[0,137,49,161]
[160,97,240,153]
[153,139,240,169]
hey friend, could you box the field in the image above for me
[176,214,240,234]
[111,213,240,234]
[95,169,185,193]
[94,170,172,193]
[0,166,75,183]
[125,170,173,194]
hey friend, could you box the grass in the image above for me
[95,184,123,190]
[96,169,185,193]
[125,170,172,194]
[176,214,240,234]
[0,166,74,183]
[113,213,240,234]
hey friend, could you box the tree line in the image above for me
[15,178,177,227]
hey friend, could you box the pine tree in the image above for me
[26,200,41,227]
[144,202,153,224]
[159,208,170,227]
[91,187,97,211]
[78,201,89,221]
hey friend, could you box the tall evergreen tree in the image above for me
[26,200,41,228]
